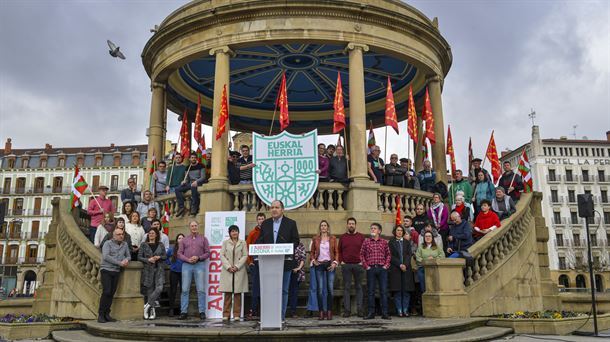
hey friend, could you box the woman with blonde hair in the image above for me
[310,220,338,320]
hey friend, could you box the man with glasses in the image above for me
[98,227,130,323]
[237,145,255,184]
[228,151,241,185]
[384,154,407,187]
[367,146,384,184]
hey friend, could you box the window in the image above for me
[111,175,119,191]
[573,234,580,246]
[58,157,65,167]
[544,147,548,156]
[568,190,576,203]
[13,198,24,215]
[566,169,574,182]
[130,174,138,185]
[110,196,118,212]
[15,177,25,194]
[556,234,564,247]
[601,190,608,203]
[570,211,579,224]
[582,170,590,182]
[584,190,591,196]
[31,221,40,239]
[39,159,47,168]
[92,175,100,192]
[599,170,606,182]
[21,158,29,168]
[549,169,557,182]
[52,176,63,193]
[604,212,610,224]
[33,198,42,215]
[553,211,562,224]
[576,257,584,268]
[558,257,566,270]
[33,177,44,193]
[551,190,559,203]
[3,178,11,194]
[590,234,597,247]
[594,256,601,268]
[95,157,102,167]
[7,159,15,168]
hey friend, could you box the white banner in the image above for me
[204,211,246,319]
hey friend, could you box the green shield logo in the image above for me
[253,130,319,210]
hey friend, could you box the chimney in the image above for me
[606,130,610,141]
[110,143,115,148]
[4,138,12,154]
[45,143,52,150]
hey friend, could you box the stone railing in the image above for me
[464,193,533,288]
[157,191,193,218]
[229,183,349,212]
[377,186,434,216]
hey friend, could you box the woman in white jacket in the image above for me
[125,211,146,260]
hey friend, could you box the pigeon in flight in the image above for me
[107,40,126,60]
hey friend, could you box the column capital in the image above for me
[345,43,369,53]
[210,45,235,57]
[425,74,443,84]
[151,82,166,91]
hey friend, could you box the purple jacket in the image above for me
[427,205,449,232]
[318,155,329,179]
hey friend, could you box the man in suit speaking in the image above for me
[256,199,300,321]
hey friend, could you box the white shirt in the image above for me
[125,222,146,247]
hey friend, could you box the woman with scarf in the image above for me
[472,170,495,217]
[491,187,516,220]
[388,225,415,317]
[138,227,167,320]
[450,193,474,222]
[426,193,449,253]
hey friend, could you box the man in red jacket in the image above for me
[338,217,365,317]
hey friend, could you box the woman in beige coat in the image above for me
[220,225,249,321]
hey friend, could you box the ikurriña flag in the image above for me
[367,121,376,153]
[518,149,533,192]
[70,165,88,209]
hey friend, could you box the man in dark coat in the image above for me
[497,161,523,202]
[256,199,300,321]
[388,225,415,317]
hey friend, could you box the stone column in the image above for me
[145,82,166,189]
[427,75,448,184]
[344,43,381,232]
[203,46,234,213]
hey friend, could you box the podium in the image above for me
[249,243,294,329]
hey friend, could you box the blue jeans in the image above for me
[249,262,260,313]
[393,291,411,314]
[417,267,426,292]
[315,265,336,311]
[175,183,199,212]
[89,226,97,243]
[281,270,291,320]
[306,266,318,311]
[181,262,206,314]
[288,271,301,315]
[366,266,388,316]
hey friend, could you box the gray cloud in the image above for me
[1,0,608,173]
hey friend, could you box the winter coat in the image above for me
[138,242,167,290]
[388,238,415,292]
[219,239,249,293]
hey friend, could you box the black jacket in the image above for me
[388,238,415,292]
[256,215,300,271]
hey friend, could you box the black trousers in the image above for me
[99,269,121,316]
[168,270,182,311]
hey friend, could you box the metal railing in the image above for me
[546,175,561,183]
[564,174,578,183]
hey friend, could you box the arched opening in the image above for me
[594,274,604,292]
[558,274,570,288]
[575,274,587,288]
[22,270,37,296]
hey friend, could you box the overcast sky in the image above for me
[1,0,608,171]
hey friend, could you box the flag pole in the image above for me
[507,147,523,193]
[87,187,104,214]
[343,129,351,179]
[268,106,277,136]
[481,130,494,170]
[384,125,388,162]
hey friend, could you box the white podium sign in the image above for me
[250,243,294,329]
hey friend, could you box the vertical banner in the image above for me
[204,211,246,318]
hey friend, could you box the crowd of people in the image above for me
[87,144,524,324]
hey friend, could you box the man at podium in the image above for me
[256,200,300,321]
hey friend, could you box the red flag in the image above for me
[385,76,399,134]
[179,109,190,157]
[215,84,229,140]
[333,72,346,134]
[422,87,436,144]
[446,125,456,177]
[277,72,290,131]
[194,94,202,145]
[485,131,501,183]
[161,203,170,235]
[468,137,474,168]
[407,85,418,142]
[395,195,402,226]
[336,132,343,148]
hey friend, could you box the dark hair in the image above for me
[189,151,198,157]
[272,199,284,209]
[130,211,141,224]
[347,217,357,224]
[240,145,249,150]
[327,144,335,149]
[503,161,511,166]
[392,224,405,237]
[371,222,382,232]
[148,207,158,214]
[122,201,134,215]
[455,169,463,174]
[116,217,126,225]
[421,231,438,250]
[151,218,161,226]
[403,215,413,221]
[317,143,326,148]
[159,161,166,166]
[228,225,240,234]
[147,227,160,244]
[480,199,492,207]
[256,212,266,219]
[171,233,185,263]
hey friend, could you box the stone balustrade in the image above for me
[377,186,433,216]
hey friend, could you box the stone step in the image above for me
[404,326,514,342]
[53,330,134,342]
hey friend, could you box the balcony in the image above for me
[8,231,22,239]
[598,175,610,183]
[549,196,563,205]
[1,186,74,195]
[19,256,43,264]
[5,209,51,217]
[546,175,561,183]
[551,217,566,226]
[581,175,594,183]
[14,187,25,194]
[564,175,578,183]
[1,187,8,194]
[5,257,18,264]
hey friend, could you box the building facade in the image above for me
[501,126,610,292]
[0,138,147,295]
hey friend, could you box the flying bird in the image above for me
[107,40,126,60]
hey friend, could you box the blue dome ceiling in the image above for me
[167,43,424,134]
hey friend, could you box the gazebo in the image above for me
[141,0,452,227]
